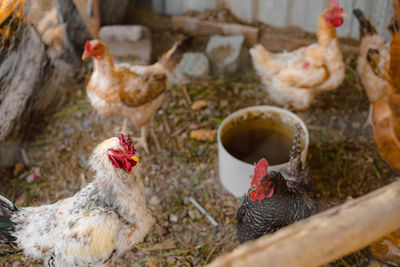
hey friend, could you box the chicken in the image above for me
[82,38,191,153]
[370,230,400,265]
[236,129,315,244]
[371,0,400,171]
[353,9,390,104]
[365,5,400,260]
[353,9,390,128]
[250,0,345,110]
[0,134,153,266]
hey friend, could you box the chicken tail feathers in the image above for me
[353,9,377,38]
[160,36,193,72]
[0,195,18,248]
[289,127,302,178]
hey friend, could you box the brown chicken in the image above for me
[82,38,191,153]
[371,0,400,172]
[369,5,400,258]
[250,0,345,110]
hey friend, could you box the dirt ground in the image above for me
[0,9,399,267]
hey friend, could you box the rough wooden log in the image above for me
[0,20,76,168]
[56,0,92,58]
[0,23,48,167]
[171,16,259,46]
[207,180,400,267]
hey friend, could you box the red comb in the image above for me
[117,133,136,157]
[328,0,340,9]
[85,41,91,51]
[251,158,269,187]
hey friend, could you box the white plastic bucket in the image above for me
[217,106,309,197]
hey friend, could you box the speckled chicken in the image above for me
[250,0,345,110]
[0,134,153,266]
[236,130,315,244]
[82,38,191,153]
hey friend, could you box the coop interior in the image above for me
[0,0,400,266]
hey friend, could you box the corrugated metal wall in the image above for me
[151,0,394,40]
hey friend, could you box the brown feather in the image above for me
[366,48,390,81]
[119,71,167,107]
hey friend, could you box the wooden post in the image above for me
[207,180,400,267]
[71,0,100,37]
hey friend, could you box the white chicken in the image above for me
[250,0,346,110]
[0,134,153,266]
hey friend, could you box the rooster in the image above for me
[0,134,153,266]
[236,129,315,244]
[250,0,345,110]
[82,38,191,153]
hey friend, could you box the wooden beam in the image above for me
[171,16,259,46]
[207,180,400,267]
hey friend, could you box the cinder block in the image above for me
[206,34,245,73]
[170,52,210,84]
[99,25,151,64]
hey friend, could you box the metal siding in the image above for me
[224,0,253,22]
[164,0,217,15]
[156,0,394,39]
[257,0,290,27]
[336,0,354,37]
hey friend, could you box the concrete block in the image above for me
[170,52,210,84]
[99,25,151,64]
[206,34,245,72]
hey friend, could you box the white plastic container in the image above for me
[217,106,309,197]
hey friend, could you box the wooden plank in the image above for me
[171,16,259,45]
[207,180,400,267]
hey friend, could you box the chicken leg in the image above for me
[133,126,149,154]
[362,104,373,129]
[121,118,128,134]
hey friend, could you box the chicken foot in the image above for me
[121,118,128,134]
[363,104,373,129]
[133,126,150,154]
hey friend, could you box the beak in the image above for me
[342,12,347,17]
[131,155,140,163]
[247,186,256,195]
[82,51,89,60]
